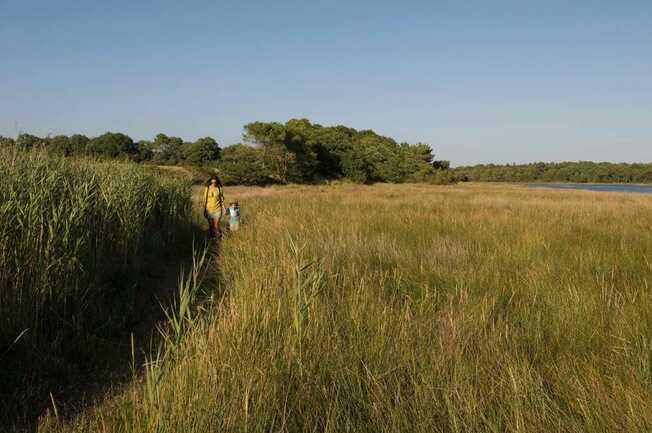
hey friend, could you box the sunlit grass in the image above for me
[45,183,652,433]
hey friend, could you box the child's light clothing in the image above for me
[228,205,240,231]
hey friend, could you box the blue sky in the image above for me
[1,0,650,165]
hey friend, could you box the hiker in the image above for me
[203,175,225,238]
[227,200,240,232]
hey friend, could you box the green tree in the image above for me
[242,119,439,183]
[46,135,72,156]
[340,142,372,183]
[243,121,287,147]
[399,143,435,181]
[0,136,15,148]
[450,161,652,183]
[432,160,450,170]
[283,118,320,180]
[87,132,136,157]
[152,134,184,164]
[68,134,90,154]
[218,144,269,185]
[243,122,301,183]
[353,132,403,182]
[136,140,154,162]
[16,133,45,150]
[313,125,356,177]
[183,137,221,165]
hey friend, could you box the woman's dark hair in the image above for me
[206,175,222,187]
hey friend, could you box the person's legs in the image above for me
[208,213,221,239]
[214,215,222,237]
[207,210,224,239]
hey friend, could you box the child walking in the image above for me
[228,201,240,232]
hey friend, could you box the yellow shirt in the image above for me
[204,186,223,213]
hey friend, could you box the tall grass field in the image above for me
[0,149,192,424]
[33,182,652,433]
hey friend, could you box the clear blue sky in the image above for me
[1,0,650,165]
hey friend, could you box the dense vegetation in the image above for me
[0,119,450,185]
[227,119,442,184]
[0,132,221,166]
[41,183,652,433]
[0,149,192,424]
[451,161,652,183]
[4,124,652,186]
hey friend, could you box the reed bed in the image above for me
[0,149,192,422]
[38,183,652,432]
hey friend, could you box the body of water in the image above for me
[528,183,652,194]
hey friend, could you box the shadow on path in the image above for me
[8,228,222,433]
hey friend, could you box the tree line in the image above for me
[0,132,220,165]
[7,125,645,185]
[451,161,652,183]
[0,119,451,185]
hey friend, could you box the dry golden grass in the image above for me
[42,183,652,433]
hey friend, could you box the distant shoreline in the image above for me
[525,181,652,186]
[525,182,652,194]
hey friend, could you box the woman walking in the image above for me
[203,175,225,238]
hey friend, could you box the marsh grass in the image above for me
[40,183,652,432]
[0,149,192,424]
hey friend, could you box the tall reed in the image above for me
[0,149,191,418]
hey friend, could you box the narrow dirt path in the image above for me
[33,251,195,429]
[14,187,215,431]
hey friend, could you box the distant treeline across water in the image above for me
[451,161,652,184]
[529,183,652,194]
